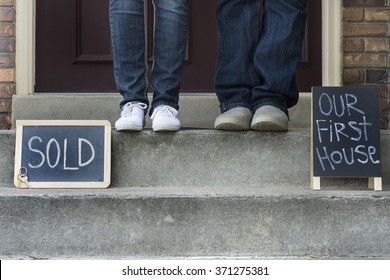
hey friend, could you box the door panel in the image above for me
[35,0,321,93]
[73,0,112,63]
[36,0,115,92]
[297,0,322,91]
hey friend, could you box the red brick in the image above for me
[0,6,15,22]
[365,38,390,52]
[0,83,14,97]
[0,53,14,68]
[0,0,15,6]
[366,69,389,83]
[344,53,387,67]
[343,22,387,37]
[344,0,386,7]
[0,22,14,36]
[343,8,365,21]
[0,68,14,82]
[0,113,11,129]
[377,85,389,98]
[343,69,365,82]
[0,98,11,112]
[344,38,365,52]
[365,8,390,21]
[0,37,14,52]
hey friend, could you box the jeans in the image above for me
[109,0,188,115]
[215,0,307,114]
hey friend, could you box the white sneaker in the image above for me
[151,105,181,132]
[115,102,147,131]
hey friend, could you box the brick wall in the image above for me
[343,0,390,129]
[0,0,15,129]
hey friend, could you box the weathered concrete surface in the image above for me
[111,129,311,188]
[11,93,312,129]
[2,129,390,188]
[1,125,390,259]
[0,130,15,187]
[0,187,389,259]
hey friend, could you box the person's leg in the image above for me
[215,0,261,113]
[150,0,188,115]
[109,0,149,109]
[251,0,307,114]
[148,0,188,132]
[214,0,260,130]
[250,0,307,131]
[109,0,149,131]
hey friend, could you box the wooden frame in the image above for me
[311,176,382,191]
[14,120,111,189]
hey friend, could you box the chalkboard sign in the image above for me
[14,120,111,189]
[311,86,382,190]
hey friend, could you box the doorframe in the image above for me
[15,0,341,95]
[16,0,36,95]
[322,0,341,87]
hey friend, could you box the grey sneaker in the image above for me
[251,105,288,131]
[214,107,252,130]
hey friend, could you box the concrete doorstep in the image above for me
[1,187,390,259]
[2,129,390,188]
[1,128,390,258]
[2,92,390,258]
[11,93,312,130]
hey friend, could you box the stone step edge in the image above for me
[11,92,312,129]
[1,185,388,198]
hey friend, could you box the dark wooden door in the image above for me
[35,0,321,93]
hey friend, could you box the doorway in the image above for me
[35,0,322,93]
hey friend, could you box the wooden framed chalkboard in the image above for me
[14,120,111,189]
[311,86,382,190]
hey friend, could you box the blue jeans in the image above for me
[215,0,307,114]
[109,0,188,115]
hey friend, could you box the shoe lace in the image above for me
[121,102,147,117]
[151,106,177,119]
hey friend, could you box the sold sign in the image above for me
[14,120,111,189]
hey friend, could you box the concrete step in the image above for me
[11,93,312,129]
[1,125,390,258]
[2,129,390,188]
[1,186,390,258]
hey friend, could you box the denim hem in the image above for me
[119,98,149,111]
[149,101,179,116]
[220,103,252,113]
[252,101,289,118]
